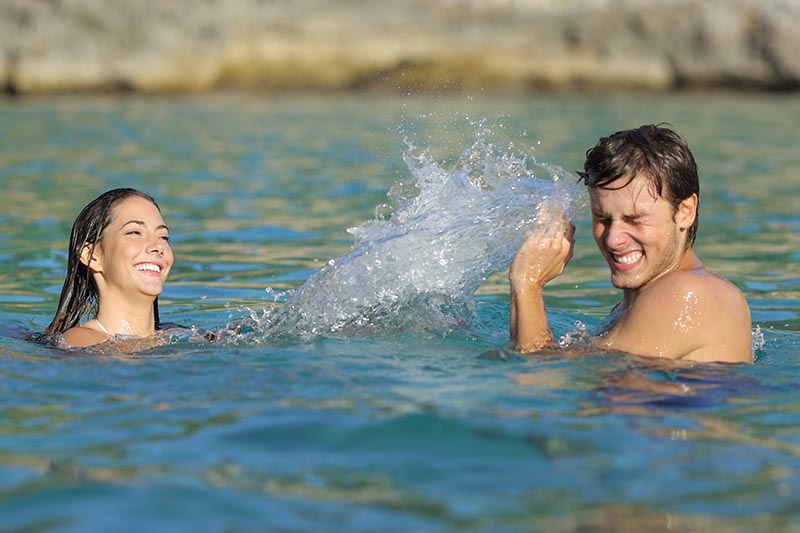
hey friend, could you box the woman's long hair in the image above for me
[43,188,162,335]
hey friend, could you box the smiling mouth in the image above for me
[135,263,162,273]
[613,251,643,265]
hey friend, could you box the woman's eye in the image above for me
[161,235,171,242]
[126,230,141,236]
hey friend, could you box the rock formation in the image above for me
[1,0,798,95]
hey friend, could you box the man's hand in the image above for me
[509,207,576,353]
[509,208,575,289]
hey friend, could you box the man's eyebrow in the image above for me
[590,210,645,219]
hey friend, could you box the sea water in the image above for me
[1,93,799,531]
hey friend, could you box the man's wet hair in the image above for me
[577,123,700,248]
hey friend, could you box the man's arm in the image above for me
[595,270,752,363]
[509,221,575,353]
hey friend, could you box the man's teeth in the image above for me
[616,251,642,265]
[136,263,161,273]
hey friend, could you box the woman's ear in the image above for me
[79,243,103,272]
[676,193,698,231]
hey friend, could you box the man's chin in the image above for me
[609,273,643,291]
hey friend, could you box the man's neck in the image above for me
[621,248,704,307]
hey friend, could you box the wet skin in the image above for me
[589,173,695,301]
[510,173,752,363]
[62,196,174,347]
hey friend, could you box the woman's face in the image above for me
[90,196,173,300]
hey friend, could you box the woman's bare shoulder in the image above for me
[62,326,108,348]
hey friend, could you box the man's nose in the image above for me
[605,221,629,249]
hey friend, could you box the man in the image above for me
[509,124,752,363]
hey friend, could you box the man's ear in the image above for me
[676,193,698,231]
[79,243,103,272]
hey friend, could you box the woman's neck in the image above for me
[95,302,156,338]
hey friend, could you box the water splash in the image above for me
[751,325,765,362]
[558,321,594,349]
[246,118,584,342]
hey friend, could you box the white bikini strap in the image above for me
[94,319,110,335]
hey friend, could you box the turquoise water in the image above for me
[1,92,800,530]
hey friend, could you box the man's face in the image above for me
[589,173,687,293]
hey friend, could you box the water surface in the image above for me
[1,92,799,530]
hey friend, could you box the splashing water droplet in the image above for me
[558,321,594,349]
[751,325,765,362]
[250,118,585,342]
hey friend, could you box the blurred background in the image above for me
[1,0,798,96]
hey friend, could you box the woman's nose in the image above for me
[149,237,165,255]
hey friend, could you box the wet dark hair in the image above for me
[577,124,700,248]
[43,188,162,335]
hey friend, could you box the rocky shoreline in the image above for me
[1,0,798,96]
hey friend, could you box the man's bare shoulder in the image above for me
[603,268,752,363]
[644,268,749,315]
[61,326,108,348]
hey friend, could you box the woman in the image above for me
[43,188,174,348]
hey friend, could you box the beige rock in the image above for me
[0,0,797,95]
